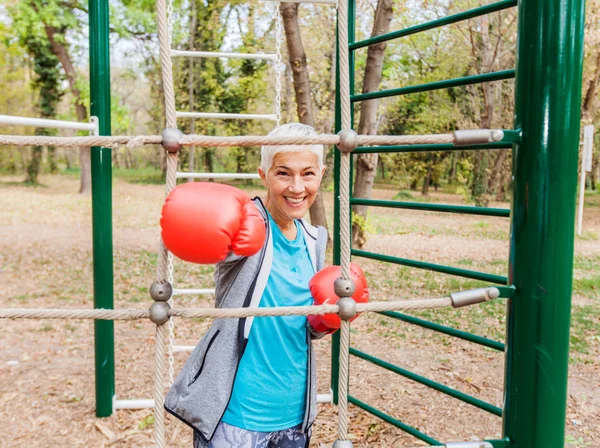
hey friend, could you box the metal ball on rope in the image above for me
[336,129,358,153]
[334,277,356,299]
[150,281,173,302]
[337,297,357,321]
[161,128,183,153]
[149,302,171,325]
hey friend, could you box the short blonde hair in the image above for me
[260,123,324,173]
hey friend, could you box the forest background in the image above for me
[0,0,599,243]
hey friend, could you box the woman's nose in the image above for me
[288,176,305,193]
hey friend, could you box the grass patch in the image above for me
[392,190,414,200]
[573,275,600,298]
[570,304,600,355]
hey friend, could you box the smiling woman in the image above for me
[258,123,327,240]
[162,123,369,448]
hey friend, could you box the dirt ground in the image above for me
[0,175,598,447]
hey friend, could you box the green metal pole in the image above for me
[504,0,586,446]
[89,0,114,418]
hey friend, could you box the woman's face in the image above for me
[259,151,325,227]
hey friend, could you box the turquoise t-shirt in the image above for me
[221,215,315,431]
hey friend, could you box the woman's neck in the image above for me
[265,201,297,240]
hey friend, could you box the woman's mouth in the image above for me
[285,196,306,206]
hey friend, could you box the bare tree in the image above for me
[350,0,394,248]
[280,3,329,233]
[45,26,90,193]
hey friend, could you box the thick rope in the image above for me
[156,154,179,282]
[0,308,150,319]
[336,0,353,440]
[0,135,162,148]
[0,297,455,320]
[156,0,177,129]
[155,0,179,444]
[338,320,351,440]
[0,133,459,148]
[153,324,166,448]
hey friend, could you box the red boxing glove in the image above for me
[308,263,369,334]
[160,183,266,264]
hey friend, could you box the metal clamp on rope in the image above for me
[337,129,358,153]
[453,129,504,146]
[149,280,173,325]
[450,287,500,308]
[161,127,184,153]
[445,442,493,448]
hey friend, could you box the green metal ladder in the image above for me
[331,0,586,447]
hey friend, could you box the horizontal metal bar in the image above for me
[379,311,505,351]
[352,249,508,284]
[176,111,278,121]
[172,288,215,296]
[176,172,260,180]
[113,398,154,410]
[260,0,336,4]
[350,348,502,416]
[353,142,513,154]
[173,345,196,352]
[0,114,98,133]
[351,70,515,102]
[350,198,510,217]
[348,395,442,445]
[171,50,277,61]
[350,0,518,50]
[317,393,333,403]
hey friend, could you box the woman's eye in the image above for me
[276,171,288,176]
[304,171,316,176]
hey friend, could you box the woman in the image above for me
[164,123,367,448]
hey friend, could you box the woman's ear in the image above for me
[320,166,326,177]
[258,167,268,189]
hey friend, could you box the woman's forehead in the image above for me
[271,151,318,169]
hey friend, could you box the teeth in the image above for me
[286,197,305,204]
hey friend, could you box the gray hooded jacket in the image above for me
[164,198,328,443]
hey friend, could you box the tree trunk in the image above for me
[26,145,43,185]
[487,150,509,196]
[470,15,495,207]
[45,25,90,193]
[422,161,433,196]
[581,49,600,190]
[581,48,600,122]
[351,0,394,248]
[280,3,329,233]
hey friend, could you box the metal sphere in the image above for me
[150,281,173,302]
[490,129,504,142]
[334,277,356,298]
[487,287,500,300]
[337,297,357,321]
[161,127,183,153]
[336,129,358,153]
[149,302,171,325]
[332,440,354,448]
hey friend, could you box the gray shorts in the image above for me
[194,421,311,448]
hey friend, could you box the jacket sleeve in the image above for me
[308,225,329,340]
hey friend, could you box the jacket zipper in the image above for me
[187,330,220,387]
